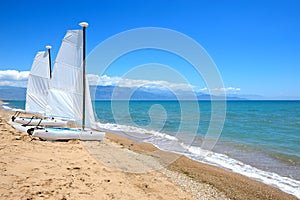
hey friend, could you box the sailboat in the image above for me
[9,46,67,130]
[28,22,105,141]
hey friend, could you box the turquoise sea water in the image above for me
[96,101,300,161]
[2,100,25,110]
[3,100,300,196]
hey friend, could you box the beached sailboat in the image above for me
[9,46,67,129]
[29,22,105,141]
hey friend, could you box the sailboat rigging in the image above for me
[9,46,67,128]
[29,22,105,141]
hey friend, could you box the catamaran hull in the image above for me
[13,117,67,126]
[8,120,36,133]
[32,128,105,141]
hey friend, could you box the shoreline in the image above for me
[5,100,300,181]
[0,107,298,199]
[0,109,196,199]
[104,132,298,200]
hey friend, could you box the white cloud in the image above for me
[0,70,241,95]
[0,70,30,81]
[87,74,122,86]
[0,70,29,87]
[220,87,241,93]
[87,74,194,91]
[87,74,242,95]
[207,87,241,95]
[198,87,208,91]
[0,80,28,87]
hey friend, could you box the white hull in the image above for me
[13,117,67,126]
[32,127,105,141]
[8,120,36,133]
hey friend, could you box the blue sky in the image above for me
[0,0,299,99]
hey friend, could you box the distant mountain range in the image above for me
[90,86,245,100]
[0,86,245,101]
[0,86,27,100]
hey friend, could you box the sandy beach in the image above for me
[0,108,297,200]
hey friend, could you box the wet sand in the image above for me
[0,108,297,200]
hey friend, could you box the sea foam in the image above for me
[97,121,300,199]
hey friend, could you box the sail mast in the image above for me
[46,45,52,79]
[79,22,88,130]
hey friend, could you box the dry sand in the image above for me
[0,108,297,200]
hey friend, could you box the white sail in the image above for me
[46,30,95,128]
[85,77,96,128]
[25,51,50,114]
